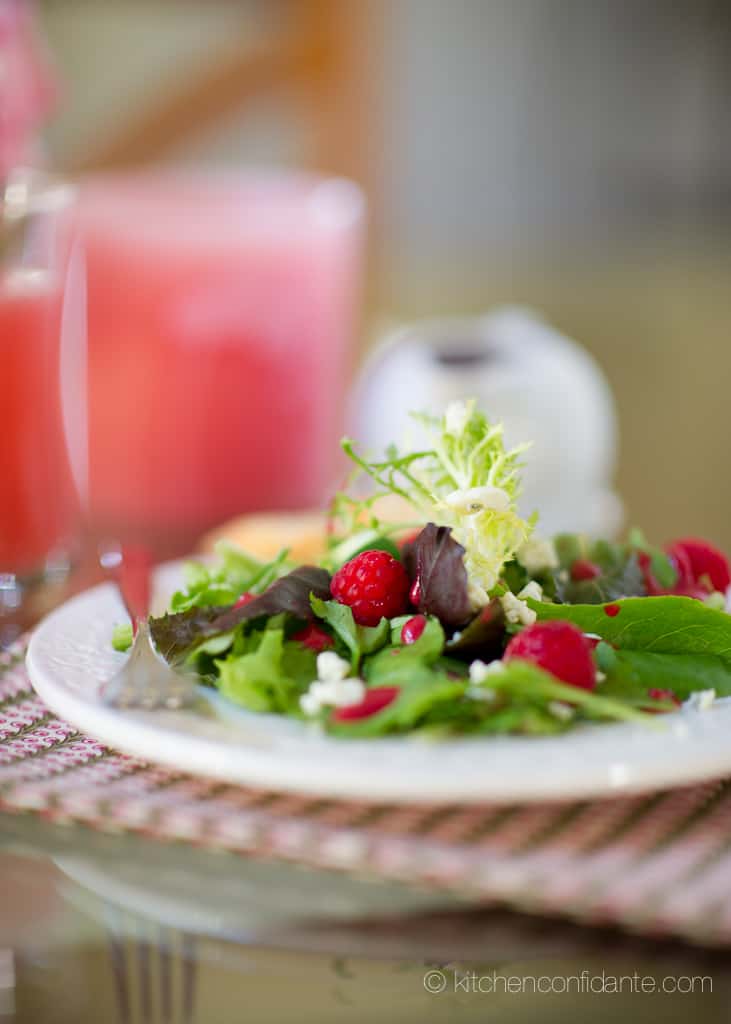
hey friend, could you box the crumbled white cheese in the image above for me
[518,536,559,573]
[518,580,543,603]
[500,591,537,626]
[300,677,365,716]
[467,578,489,611]
[300,651,366,716]
[316,651,350,683]
[548,700,574,721]
[466,686,497,702]
[469,659,506,684]
[596,670,607,684]
[443,485,511,515]
[445,399,471,435]
[704,590,726,611]
[683,688,716,712]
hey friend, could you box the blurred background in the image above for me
[29,0,731,548]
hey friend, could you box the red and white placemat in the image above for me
[3,637,731,948]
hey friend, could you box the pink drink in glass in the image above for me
[0,273,77,574]
[0,170,82,609]
[77,173,364,556]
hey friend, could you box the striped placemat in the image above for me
[3,637,731,948]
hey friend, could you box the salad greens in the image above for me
[113,400,731,738]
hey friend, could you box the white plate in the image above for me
[26,562,731,804]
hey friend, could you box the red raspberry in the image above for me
[570,558,602,581]
[332,686,400,721]
[666,538,731,594]
[330,550,410,626]
[291,623,333,652]
[401,615,427,644]
[504,620,596,690]
[639,539,729,598]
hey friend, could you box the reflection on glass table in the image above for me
[1,816,729,1024]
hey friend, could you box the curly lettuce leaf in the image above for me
[169,544,291,613]
[335,399,533,597]
[216,628,316,714]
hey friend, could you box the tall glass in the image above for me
[0,170,84,644]
[75,172,364,559]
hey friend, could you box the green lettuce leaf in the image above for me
[595,643,731,701]
[215,628,316,714]
[111,623,133,652]
[529,595,731,659]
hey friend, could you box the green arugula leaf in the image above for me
[310,596,389,671]
[388,615,445,657]
[327,670,466,738]
[484,660,653,724]
[529,595,731,659]
[474,705,569,735]
[596,645,731,701]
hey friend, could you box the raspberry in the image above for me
[291,623,334,652]
[639,539,729,598]
[332,686,400,721]
[330,550,410,626]
[504,620,596,690]
[666,538,731,594]
[570,558,601,581]
[401,615,427,644]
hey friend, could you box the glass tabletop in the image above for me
[1,814,729,1023]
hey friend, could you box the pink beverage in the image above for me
[77,173,364,556]
[0,272,78,574]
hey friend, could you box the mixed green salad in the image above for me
[114,400,731,737]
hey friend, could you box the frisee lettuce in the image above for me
[332,399,534,600]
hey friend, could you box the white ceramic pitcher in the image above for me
[350,307,622,538]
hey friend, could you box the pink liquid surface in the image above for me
[77,174,363,555]
[0,273,78,574]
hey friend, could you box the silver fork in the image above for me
[101,546,199,710]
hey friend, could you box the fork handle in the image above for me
[116,545,152,629]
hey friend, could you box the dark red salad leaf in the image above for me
[402,523,473,629]
[445,598,506,661]
[149,606,229,663]
[149,566,332,662]
[208,566,332,632]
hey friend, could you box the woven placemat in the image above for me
[3,637,731,948]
